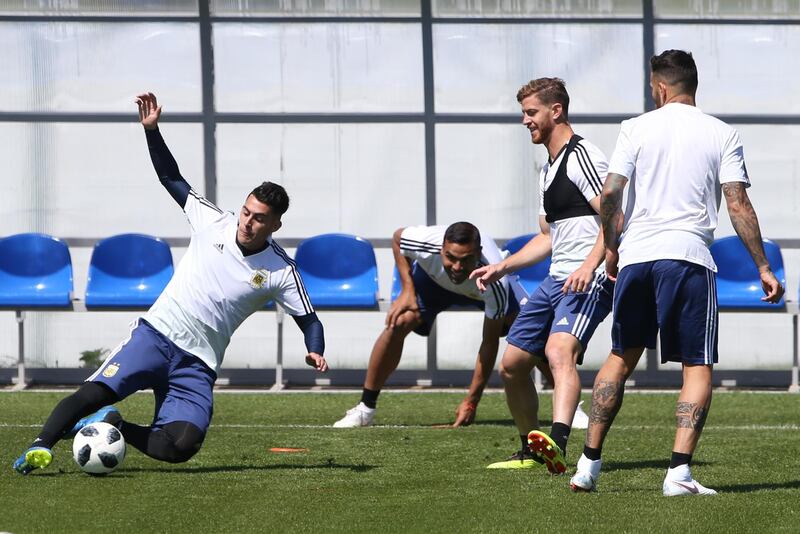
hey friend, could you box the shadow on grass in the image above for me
[29,461,376,477]
[714,480,800,493]
[603,459,710,471]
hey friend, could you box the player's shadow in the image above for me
[603,459,710,471]
[712,480,800,493]
[120,461,376,475]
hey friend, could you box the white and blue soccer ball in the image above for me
[72,422,126,475]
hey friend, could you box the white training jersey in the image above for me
[538,137,608,280]
[398,225,527,320]
[607,103,750,271]
[143,191,313,373]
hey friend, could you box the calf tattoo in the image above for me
[675,401,709,432]
[587,379,624,444]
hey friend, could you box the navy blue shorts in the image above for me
[612,260,718,365]
[506,272,613,364]
[86,318,216,432]
[411,264,519,336]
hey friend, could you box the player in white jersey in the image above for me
[333,221,548,428]
[472,78,613,472]
[13,92,328,475]
[569,50,784,495]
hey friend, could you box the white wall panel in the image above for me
[433,24,644,114]
[0,123,204,238]
[216,123,426,237]
[214,23,424,113]
[0,22,201,112]
[656,24,800,115]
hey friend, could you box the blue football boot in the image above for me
[65,406,122,438]
[13,447,53,475]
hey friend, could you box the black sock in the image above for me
[32,382,119,449]
[550,422,571,456]
[583,445,602,461]
[520,434,529,452]
[669,451,693,469]
[360,388,380,409]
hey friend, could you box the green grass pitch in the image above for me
[2,390,799,533]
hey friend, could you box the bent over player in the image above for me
[13,92,328,474]
[333,222,561,428]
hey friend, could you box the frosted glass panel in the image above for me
[214,23,423,112]
[0,22,202,112]
[211,0,420,16]
[216,123,426,237]
[433,24,643,113]
[655,0,800,18]
[715,125,800,241]
[0,123,204,238]
[433,0,641,17]
[0,0,198,16]
[435,123,619,238]
[656,25,800,115]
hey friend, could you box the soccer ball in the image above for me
[72,422,126,475]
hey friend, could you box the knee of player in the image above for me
[499,351,534,381]
[392,311,422,332]
[165,437,203,463]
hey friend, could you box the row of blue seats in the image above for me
[0,232,789,310]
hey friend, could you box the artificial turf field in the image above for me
[1,390,799,533]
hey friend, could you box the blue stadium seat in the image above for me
[711,236,786,309]
[85,234,174,308]
[0,233,73,307]
[295,233,379,308]
[502,234,551,296]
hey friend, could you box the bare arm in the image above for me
[599,173,628,280]
[385,227,419,328]
[562,195,606,293]
[470,216,552,291]
[453,316,504,427]
[722,182,784,303]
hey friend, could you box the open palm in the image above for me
[136,92,162,130]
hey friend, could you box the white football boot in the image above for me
[569,453,602,492]
[663,465,717,496]
[332,402,375,428]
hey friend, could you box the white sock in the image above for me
[576,454,602,478]
[666,464,691,482]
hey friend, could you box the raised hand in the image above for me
[136,92,162,130]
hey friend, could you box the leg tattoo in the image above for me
[587,379,624,446]
[675,401,709,432]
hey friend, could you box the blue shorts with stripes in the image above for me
[612,260,718,365]
[506,272,613,364]
[87,318,217,433]
[412,264,519,337]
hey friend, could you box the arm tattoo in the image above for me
[587,379,625,446]
[722,182,769,269]
[675,401,708,432]
[600,174,627,250]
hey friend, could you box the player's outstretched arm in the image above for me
[292,313,327,372]
[470,223,551,292]
[453,317,504,427]
[722,182,784,303]
[136,92,191,208]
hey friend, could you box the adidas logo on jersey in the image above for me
[214,243,224,253]
[556,317,570,326]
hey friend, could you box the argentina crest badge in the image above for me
[103,363,120,378]
[249,269,269,289]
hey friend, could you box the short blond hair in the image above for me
[516,78,570,119]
